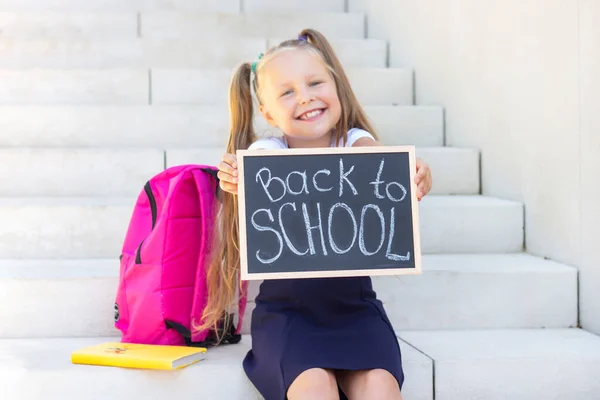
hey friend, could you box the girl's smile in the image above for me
[297,108,326,121]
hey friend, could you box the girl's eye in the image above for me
[310,81,323,87]
[280,90,293,97]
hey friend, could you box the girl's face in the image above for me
[258,48,342,148]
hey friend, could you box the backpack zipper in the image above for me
[135,182,158,264]
[144,181,158,229]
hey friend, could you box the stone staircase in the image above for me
[1,1,600,399]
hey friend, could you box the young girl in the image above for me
[202,29,432,400]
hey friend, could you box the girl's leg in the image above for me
[287,368,340,400]
[337,369,403,400]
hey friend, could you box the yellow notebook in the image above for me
[71,342,207,370]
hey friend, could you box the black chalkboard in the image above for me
[237,146,421,280]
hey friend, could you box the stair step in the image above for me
[0,148,165,197]
[0,69,149,105]
[0,254,568,339]
[398,329,600,400]
[0,259,119,338]
[0,12,138,39]
[0,104,439,147]
[0,197,132,259]
[127,194,505,253]
[419,195,523,253]
[0,38,265,69]
[0,195,522,259]
[0,67,412,105]
[0,105,232,147]
[141,12,365,40]
[416,147,479,194]
[0,38,387,68]
[151,68,413,106]
[166,146,480,196]
[0,335,433,400]
[0,0,241,12]
[244,0,346,13]
[367,105,442,145]
[376,253,577,330]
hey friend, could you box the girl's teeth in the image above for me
[302,110,322,120]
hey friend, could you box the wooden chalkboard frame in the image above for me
[237,145,422,280]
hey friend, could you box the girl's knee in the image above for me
[362,369,399,389]
[339,369,401,400]
[287,368,339,400]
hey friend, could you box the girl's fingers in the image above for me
[218,160,238,176]
[219,180,238,195]
[217,169,238,184]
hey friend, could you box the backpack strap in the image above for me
[202,167,222,203]
[165,316,241,347]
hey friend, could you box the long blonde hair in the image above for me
[195,28,377,341]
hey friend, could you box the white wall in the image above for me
[352,0,600,334]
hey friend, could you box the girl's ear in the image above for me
[259,104,278,127]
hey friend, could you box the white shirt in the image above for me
[247,128,374,150]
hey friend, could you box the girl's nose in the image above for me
[297,86,313,104]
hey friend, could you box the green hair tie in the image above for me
[251,53,264,74]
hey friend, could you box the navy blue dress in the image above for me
[242,276,404,400]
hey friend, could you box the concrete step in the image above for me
[375,253,577,330]
[0,38,387,69]
[151,68,412,106]
[167,146,480,195]
[418,195,523,253]
[0,104,439,147]
[0,259,120,338]
[0,335,433,400]
[0,197,132,259]
[0,148,165,197]
[0,12,138,39]
[398,329,600,400]
[419,196,524,253]
[0,146,477,197]
[0,38,265,69]
[140,12,365,40]
[0,68,412,105]
[0,105,231,147]
[0,69,150,105]
[244,0,346,13]
[0,254,567,339]
[0,0,241,12]
[0,195,522,259]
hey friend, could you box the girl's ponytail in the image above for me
[228,62,257,153]
[197,62,255,341]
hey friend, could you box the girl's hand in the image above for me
[217,153,239,195]
[415,158,432,201]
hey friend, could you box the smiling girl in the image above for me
[201,29,432,400]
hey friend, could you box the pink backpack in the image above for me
[114,165,248,347]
